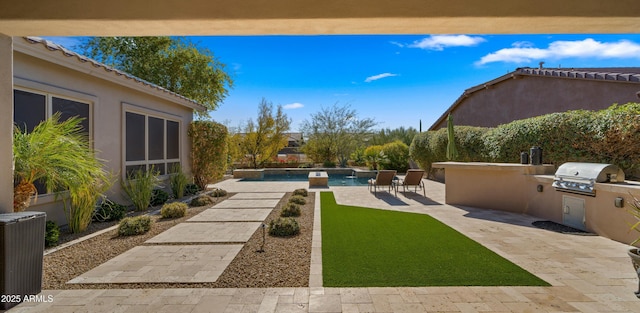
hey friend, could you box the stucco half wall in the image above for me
[434,162,640,245]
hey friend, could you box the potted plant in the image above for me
[628,194,640,298]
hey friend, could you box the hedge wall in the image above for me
[189,120,229,189]
[410,103,640,177]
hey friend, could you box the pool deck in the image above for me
[11,177,639,312]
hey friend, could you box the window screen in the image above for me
[53,97,90,135]
[148,117,165,160]
[166,121,179,159]
[13,90,46,132]
[126,112,146,161]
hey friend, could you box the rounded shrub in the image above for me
[293,188,308,197]
[184,183,201,196]
[289,195,306,205]
[93,198,128,222]
[45,220,60,248]
[189,195,215,207]
[208,189,228,197]
[269,217,300,237]
[160,202,188,218]
[118,215,153,236]
[281,202,301,217]
[379,140,410,172]
[150,189,170,206]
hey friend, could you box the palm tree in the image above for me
[13,113,111,232]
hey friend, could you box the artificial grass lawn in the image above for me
[321,192,549,287]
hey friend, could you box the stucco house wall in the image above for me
[12,37,204,226]
[430,67,640,129]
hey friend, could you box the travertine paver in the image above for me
[212,199,280,209]
[67,245,242,284]
[145,222,261,243]
[187,208,271,222]
[13,178,640,312]
[229,192,286,200]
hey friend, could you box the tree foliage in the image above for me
[189,120,229,189]
[369,127,418,147]
[240,98,291,168]
[81,36,233,117]
[300,104,377,166]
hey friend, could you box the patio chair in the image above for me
[398,169,426,196]
[368,170,397,196]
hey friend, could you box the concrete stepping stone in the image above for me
[188,209,271,222]
[68,245,242,284]
[212,199,280,209]
[145,222,261,243]
[230,192,285,200]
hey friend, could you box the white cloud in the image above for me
[408,35,486,51]
[364,73,398,83]
[283,102,304,109]
[477,38,640,65]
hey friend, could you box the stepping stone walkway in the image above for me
[68,192,284,285]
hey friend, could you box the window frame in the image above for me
[122,103,182,180]
[13,84,95,197]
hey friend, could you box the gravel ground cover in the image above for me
[43,191,313,289]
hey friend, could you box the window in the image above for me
[13,89,92,194]
[124,110,180,177]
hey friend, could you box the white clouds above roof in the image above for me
[364,73,398,83]
[402,35,486,51]
[283,102,304,109]
[477,38,640,65]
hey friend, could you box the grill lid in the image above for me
[552,162,625,196]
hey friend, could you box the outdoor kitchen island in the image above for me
[433,161,640,245]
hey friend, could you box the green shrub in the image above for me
[289,195,306,205]
[150,189,170,206]
[184,183,201,196]
[93,198,128,222]
[189,195,214,207]
[170,164,189,199]
[45,220,60,248]
[379,140,410,172]
[269,217,300,237]
[364,145,384,170]
[118,215,153,236]
[189,121,229,190]
[293,188,308,197]
[160,202,188,218]
[121,168,160,211]
[323,160,336,168]
[208,189,228,197]
[281,202,301,217]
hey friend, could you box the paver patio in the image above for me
[11,178,640,312]
[67,245,242,284]
[145,221,262,244]
[187,208,272,222]
[230,192,286,200]
[212,199,281,209]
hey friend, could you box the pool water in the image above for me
[241,173,371,186]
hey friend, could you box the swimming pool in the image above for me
[240,173,371,186]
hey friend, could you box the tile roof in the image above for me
[18,37,206,111]
[429,67,640,130]
[516,67,640,83]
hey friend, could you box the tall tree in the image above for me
[369,126,419,146]
[240,99,291,168]
[81,37,233,117]
[300,103,377,167]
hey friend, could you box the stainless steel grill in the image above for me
[552,162,625,196]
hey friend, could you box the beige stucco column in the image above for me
[0,34,13,213]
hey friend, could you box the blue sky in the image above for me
[47,34,640,131]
